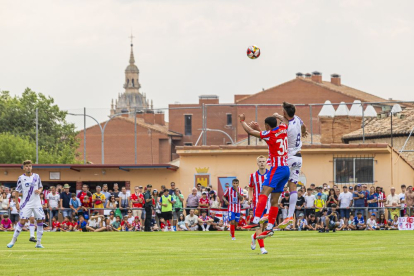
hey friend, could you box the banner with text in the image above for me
[398,217,414,230]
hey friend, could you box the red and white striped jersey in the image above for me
[378,192,386,208]
[249,169,269,207]
[260,123,289,168]
[224,187,244,213]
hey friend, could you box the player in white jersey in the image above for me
[279,102,308,229]
[7,160,45,248]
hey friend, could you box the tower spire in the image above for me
[129,33,135,65]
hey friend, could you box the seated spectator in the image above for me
[150,217,159,232]
[121,216,133,232]
[354,212,366,230]
[126,210,135,225]
[61,216,73,232]
[296,213,307,231]
[198,210,213,231]
[198,192,210,213]
[295,190,306,220]
[111,216,122,232]
[86,213,106,232]
[338,217,347,231]
[326,204,340,232]
[246,210,254,225]
[348,214,356,230]
[71,217,78,231]
[185,209,199,231]
[306,214,319,231]
[51,216,61,232]
[389,203,400,220]
[366,214,378,230]
[177,214,187,231]
[377,214,389,230]
[318,209,328,232]
[389,215,399,230]
[236,216,247,230]
[0,214,13,231]
[77,215,87,232]
[279,193,290,224]
[209,211,221,231]
[159,217,167,231]
[132,216,141,231]
[106,211,116,231]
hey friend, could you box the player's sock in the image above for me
[206,224,210,231]
[36,223,43,245]
[230,224,235,238]
[288,191,298,218]
[268,206,279,227]
[11,222,24,244]
[258,239,265,248]
[253,233,257,239]
[29,224,35,238]
[253,194,268,223]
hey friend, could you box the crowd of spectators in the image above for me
[0,182,413,233]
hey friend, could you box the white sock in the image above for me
[29,224,35,238]
[36,223,43,245]
[288,191,298,218]
[206,224,210,230]
[253,217,260,224]
[266,223,274,230]
[11,222,23,244]
[201,224,205,230]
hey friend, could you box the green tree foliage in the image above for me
[0,89,80,164]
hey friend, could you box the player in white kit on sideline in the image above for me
[278,102,308,229]
[7,160,45,248]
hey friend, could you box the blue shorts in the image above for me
[262,166,290,193]
[228,211,240,222]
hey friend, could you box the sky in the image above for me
[1,0,413,128]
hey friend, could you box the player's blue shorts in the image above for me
[263,166,290,193]
[228,211,240,222]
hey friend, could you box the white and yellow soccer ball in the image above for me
[247,45,261,59]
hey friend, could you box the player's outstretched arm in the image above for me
[273,113,289,125]
[239,114,260,138]
[301,123,309,138]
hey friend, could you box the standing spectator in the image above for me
[152,189,162,224]
[0,214,14,231]
[310,184,317,195]
[221,183,230,209]
[209,191,221,209]
[353,184,366,217]
[118,187,129,216]
[106,196,118,212]
[111,183,121,201]
[354,212,366,230]
[326,204,340,232]
[198,192,210,213]
[4,187,11,199]
[169,182,176,196]
[367,186,378,216]
[399,184,406,217]
[296,213,307,231]
[304,188,316,218]
[386,187,400,219]
[77,184,89,203]
[338,186,353,226]
[160,189,175,231]
[92,186,106,215]
[130,186,144,221]
[185,188,200,216]
[69,193,82,217]
[0,192,9,220]
[47,186,60,219]
[81,195,92,217]
[279,193,290,223]
[295,190,306,219]
[376,186,386,217]
[172,188,184,228]
[185,209,198,231]
[9,192,20,227]
[326,189,338,208]
[196,183,202,197]
[56,184,63,194]
[405,186,414,217]
[377,213,389,230]
[177,214,188,231]
[102,184,111,206]
[143,184,154,232]
[314,193,325,218]
[198,210,213,231]
[40,193,48,222]
[86,212,106,232]
[335,188,341,198]
[366,214,378,230]
[361,185,369,207]
[60,184,73,218]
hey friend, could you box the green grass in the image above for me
[1,230,413,276]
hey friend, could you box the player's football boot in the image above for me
[256,230,274,239]
[242,222,260,229]
[251,234,256,250]
[278,217,294,229]
[6,242,14,248]
[29,237,37,243]
[260,248,268,254]
[231,237,236,241]
[259,214,269,224]
[35,244,44,248]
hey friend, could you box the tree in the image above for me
[0,89,80,164]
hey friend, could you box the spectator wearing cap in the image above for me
[314,193,325,218]
[185,188,200,216]
[386,187,400,219]
[296,213,307,231]
[92,186,106,215]
[366,213,378,230]
[130,186,144,223]
[60,184,73,218]
[338,186,353,224]
[160,189,175,231]
[326,204,340,232]
[198,191,210,213]
[353,184,366,217]
[279,192,290,224]
[69,193,82,217]
[172,188,184,229]
[143,184,153,232]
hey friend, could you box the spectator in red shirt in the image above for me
[77,184,89,203]
[51,216,61,232]
[81,195,92,214]
[71,217,78,231]
[236,216,247,230]
[197,210,213,231]
[61,216,73,232]
[246,210,254,224]
[130,186,144,225]
[121,216,133,232]
[198,192,210,213]
[132,216,141,231]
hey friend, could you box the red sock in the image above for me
[230,224,235,238]
[258,239,265,248]
[253,233,257,239]
[167,221,171,227]
[254,194,268,218]
[268,206,279,226]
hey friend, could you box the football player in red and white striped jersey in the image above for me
[223,179,244,240]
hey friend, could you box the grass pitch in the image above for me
[1,230,413,276]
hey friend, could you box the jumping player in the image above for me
[239,113,290,239]
[249,155,270,254]
[223,178,244,240]
[7,160,45,248]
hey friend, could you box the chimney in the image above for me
[144,110,155,124]
[121,109,129,118]
[296,72,303,78]
[311,71,322,83]
[305,73,312,79]
[154,112,165,126]
[331,74,341,86]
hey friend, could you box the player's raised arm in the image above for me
[273,113,289,126]
[239,114,261,138]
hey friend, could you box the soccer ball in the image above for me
[247,45,260,59]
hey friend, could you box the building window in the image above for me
[226,114,232,126]
[334,157,374,184]
[184,142,193,146]
[184,115,192,136]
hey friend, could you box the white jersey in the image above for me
[287,115,303,156]
[16,173,43,209]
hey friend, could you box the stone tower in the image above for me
[111,39,153,115]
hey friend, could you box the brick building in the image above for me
[169,72,390,146]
